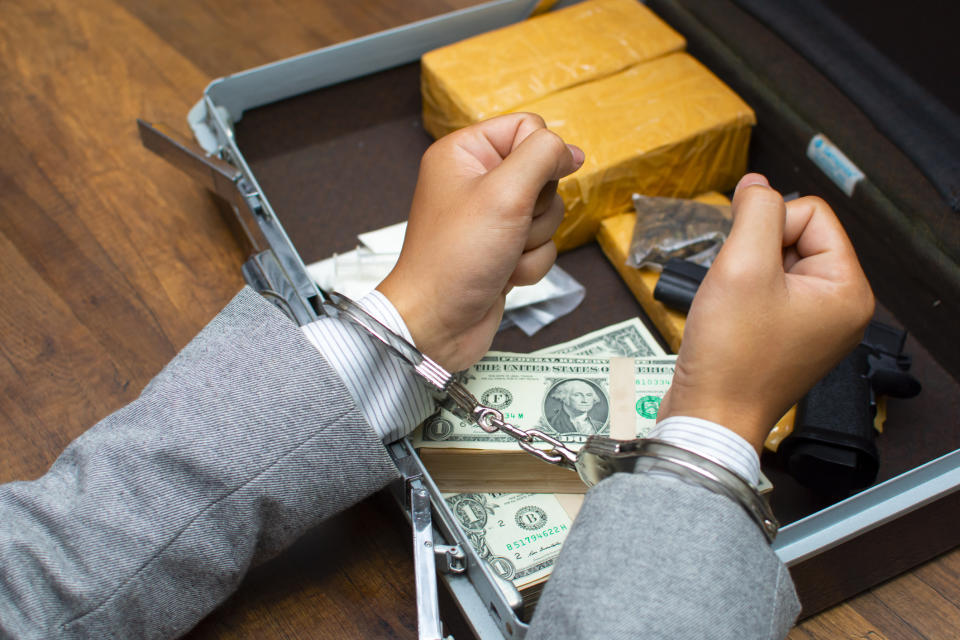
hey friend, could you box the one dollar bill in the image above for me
[412,354,676,450]
[443,492,574,589]
[533,317,666,358]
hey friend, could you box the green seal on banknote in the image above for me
[636,395,661,419]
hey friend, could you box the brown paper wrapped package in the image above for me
[421,0,685,138]
[539,53,755,251]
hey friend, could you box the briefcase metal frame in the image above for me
[138,1,960,637]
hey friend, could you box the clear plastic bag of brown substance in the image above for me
[626,194,732,270]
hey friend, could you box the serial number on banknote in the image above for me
[507,524,569,551]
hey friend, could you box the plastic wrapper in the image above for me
[536,53,753,251]
[420,0,685,138]
[626,194,732,270]
[595,191,730,353]
[306,221,584,336]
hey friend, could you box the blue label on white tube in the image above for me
[806,134,865,197]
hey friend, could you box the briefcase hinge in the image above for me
[433,544,466,574]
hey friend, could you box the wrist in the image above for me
[376,274,503,373]
[659,389,773,455]
[376,276,452,367]
[649,416,760,487]
[302,291,436,442]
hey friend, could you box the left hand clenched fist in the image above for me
[377,113,584,372]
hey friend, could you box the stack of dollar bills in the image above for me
[411,318,675,493]
[442,491,583,617]
[426,319,772,612]
[418,318,671,614]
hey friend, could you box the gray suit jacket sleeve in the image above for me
[1,287,799,640]
[527,473,801,639]
[0,288,400,639]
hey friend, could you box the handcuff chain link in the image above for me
[445,379,578,470]
[323,291,578,470]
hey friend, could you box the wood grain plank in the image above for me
[871,572,960,639]
[837,591,928,640]
[0,0,246,491]
[914,547,960,606]
[0,0,243,353]
[792,601,895,640]
[0,228,127,481]
[124,0,487,79]
[786,627,815,640]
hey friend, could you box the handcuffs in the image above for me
[324,291,778,543]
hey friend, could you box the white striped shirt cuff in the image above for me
[301,291,435,443]
[648,416,760,487]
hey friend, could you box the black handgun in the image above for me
[652,258,708,313]
[778,321,922,495]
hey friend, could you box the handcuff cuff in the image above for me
[323,291,778,543]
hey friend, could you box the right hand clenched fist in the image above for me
[658,174,875,452]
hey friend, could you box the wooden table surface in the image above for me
[1,0,957,638]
